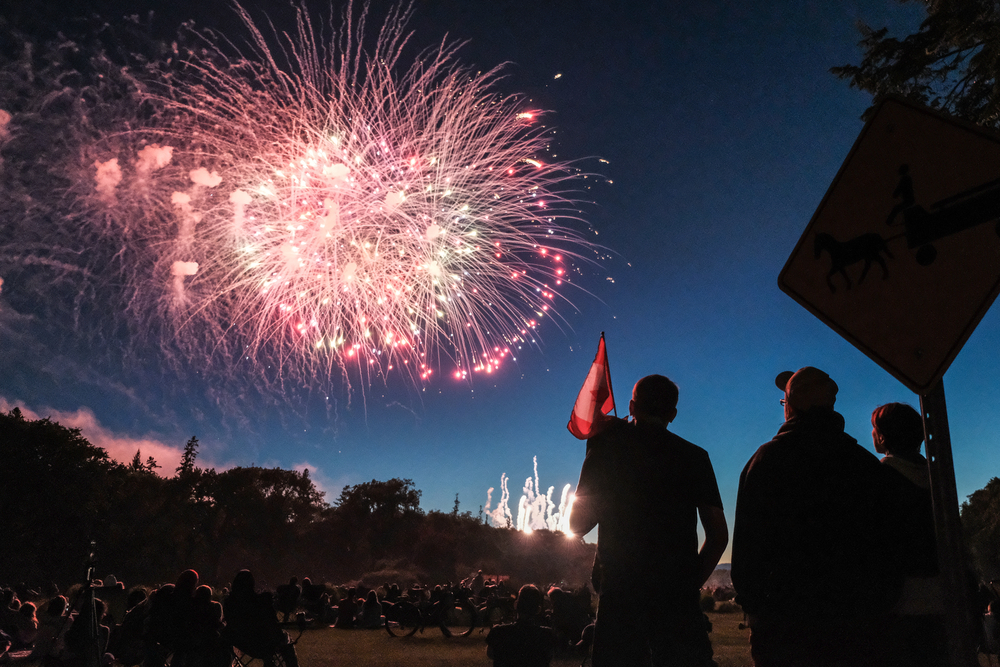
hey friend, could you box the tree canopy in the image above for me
[832,0,1000,128]
[335,478,423,518]
[961,477,1000,580]
[1,409,595,589]
[0,408,118,583]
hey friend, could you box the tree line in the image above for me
[0,408,596,590]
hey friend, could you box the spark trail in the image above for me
[87,1,602,395]
[486,456,574,534]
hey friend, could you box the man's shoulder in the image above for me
[587,423,709,465]
[740,432,808,480]
[592,420,705,448]
[742,417,882,486]
[753,414,867,456]
[746,436,787,462]
[662,429,709,455]
[586,417,632,446]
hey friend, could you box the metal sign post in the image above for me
[920,381,977,667]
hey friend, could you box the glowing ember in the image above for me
[70,1,603,393]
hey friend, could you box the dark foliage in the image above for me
[0,407,118,583]
[961,477,1000,580]
[0,409,595,590]
[832,0,1000,128]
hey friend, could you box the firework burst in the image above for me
[6,2,603,400]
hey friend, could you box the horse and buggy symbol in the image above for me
[814,164,1000,293]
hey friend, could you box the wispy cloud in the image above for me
[0,397,184,474]
[1,399,341,505]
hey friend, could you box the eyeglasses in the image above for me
[779,398,786,406]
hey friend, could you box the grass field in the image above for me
[294,611,754,666]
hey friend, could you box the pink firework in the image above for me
[88,2,602,394]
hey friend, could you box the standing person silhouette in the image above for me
[731,367,903,667]
[871,402,945,667]
[570,374,728,667]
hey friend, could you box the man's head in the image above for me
[515,584,543,618]
[871,402,923,456]
[775,367,838,419]
[175,569,199,596]
[629,374,679,426]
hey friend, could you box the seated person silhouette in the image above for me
[546,587,591,652]
[274,579,300,624]
[222,571,299,667]
[188,586,229,667]
[298,579,327,621]
[333,589,357,629]
[359,592,383,629]
[486,585,555,667]
[144,570,200,667]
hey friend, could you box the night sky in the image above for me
[4,0,996,563]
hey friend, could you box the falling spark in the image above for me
[66,1,602,395]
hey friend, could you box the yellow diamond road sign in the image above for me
[779,96,1000,394]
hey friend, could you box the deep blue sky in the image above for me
[6,1,997,563]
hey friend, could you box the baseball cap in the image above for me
[775,367,838,411]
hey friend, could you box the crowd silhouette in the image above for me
[0,569,605,667]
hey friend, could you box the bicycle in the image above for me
[384,586,476,638]
[477,594,516,632]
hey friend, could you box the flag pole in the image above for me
[601,332,617,417]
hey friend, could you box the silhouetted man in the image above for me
[571,374,728,667]
[731,367,903,667]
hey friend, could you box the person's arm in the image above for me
[569,443,604,536]
[569,489,597,537]
[696,505,729,588]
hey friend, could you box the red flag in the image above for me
[567,333,617,439]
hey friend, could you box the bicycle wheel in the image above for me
[456,600,476,637]
[438,599,475,637]
[384,601,420,637]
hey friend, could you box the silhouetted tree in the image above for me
[961,477,1000,580]
[335,478,422,516]
[101,457,174,583]
[0,408,119,583]
[177,436,199,477]
[320,478,424,579]
[1,408,597,588]
[832,0,1000,128]
[200,466,327,582]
